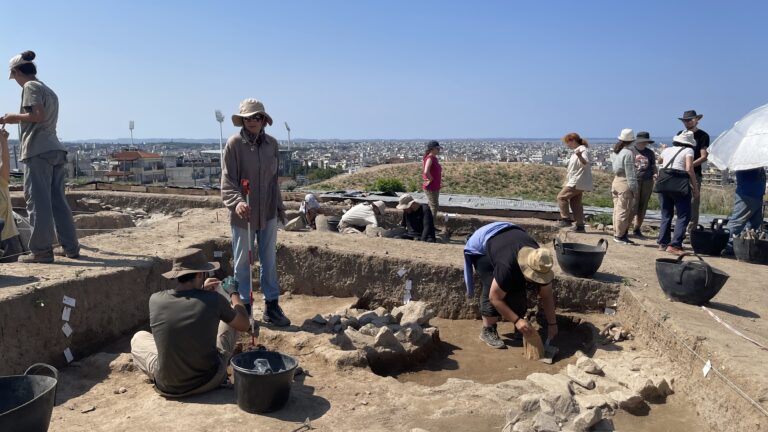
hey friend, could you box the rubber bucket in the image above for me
[655,253,729,305]
[690,224,730,256]
[326,216,341,232]
[553,238,608,278]
[0,363,58,432]
[230,350,298,414]
[733,237,768,265]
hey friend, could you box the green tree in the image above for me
[366,177,406,193]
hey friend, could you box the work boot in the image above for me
[263,300,291,327]
[54,246,81,259]
[557,219,573,228]
[632,228,645,239]
[570,224,586,233]
[19,251,54,264]
[479,324,505,349]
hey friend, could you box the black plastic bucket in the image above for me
[690,224,730,256]
[553,238,608,278]
[230,350,298,414]
[0,363,58,432]
[733,237,768,265]
[655,253,729,305]
[326,216,341,232]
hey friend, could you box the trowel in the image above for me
[539,338,559,364]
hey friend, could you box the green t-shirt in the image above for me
[19,80,65,161]
[149,289,236,395]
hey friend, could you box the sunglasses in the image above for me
[244,115,264,122]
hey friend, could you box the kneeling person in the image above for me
[338,200,386,233]
[396,194,436,242]
[464,223,558,349]
[131,248,250,397]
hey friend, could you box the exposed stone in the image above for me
[506,406,522,425]
[108,353,136,373]
[80,405,96,413]
[373,306,388,317]
[372,314,395,327]
[575,357,602,375]
[374,326,404,352]
[520,393,541,412]
[526,373,573,395]
[74,211,135,232]
[391,305,405,323]
[608,390,644,411]
[539,397,554,415]
[394,329,407,342]
[403,324,424,343]
[532,412,560,432]
[399,301,435,326]
[571,407,602,432]
[311,314,328,325]
[357,311,378,326]
[653,376,674,396]
[574,394,612,411]
[327,314,342,328]
[565,364,595,390]
[540,392,578,421]
[342,328,374,349]
[512,420,534,432]
[113,387,127,394]
[629,376,659,400]
[358,323,379,336]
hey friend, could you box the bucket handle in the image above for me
[25,363,58,381]
[696,224,705,232]
[675,253,712,288]
[553,237,564,253]
[596,238,608,252]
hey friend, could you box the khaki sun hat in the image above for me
[232,98,274,127]
[517,247,555,285]
[672,130,697,147]
[161,248,220,279]
[617,128,635,142]
[396,194,416,210]
[372,200,386,214]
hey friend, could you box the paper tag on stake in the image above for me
[64,348,74,363]
[397,267,408,278]
[703,360,712,377]
[63,295,77,307]
[62,306,72,322]
[62,322,73,337]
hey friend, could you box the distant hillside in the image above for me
[315,162,616,208]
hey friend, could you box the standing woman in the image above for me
[422,140,442,219]
[656,131,699,255]
[221,98,290,327]
[557,133,593,232]
[0,50,79,263]
[631,132,657,237]
[610,129,638,244]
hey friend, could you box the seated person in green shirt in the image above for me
[131,248,250,397]
[396,194,436,242]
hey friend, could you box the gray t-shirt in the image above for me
[149,289,236,395]
[19,80,65,161]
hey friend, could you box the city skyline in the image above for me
[1,1,766,141]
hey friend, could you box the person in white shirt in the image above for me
[656,131,699,255]
[557,132,593,232]
[338,200,386,233]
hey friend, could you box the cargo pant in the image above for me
[130,321,237,398]
[611,176,636,238]
[557,186,585,226]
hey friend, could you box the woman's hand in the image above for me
[236,202,250,220]
[0,114,19,124]
[515,318,534,335]
[202,278,221,291]
[0,128,9,142]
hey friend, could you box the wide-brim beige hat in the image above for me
[161,248,220,279]
[396,194,415,210]
[232,98,274,127]
[617,128,635,142]
[517,247,555,285]
[372,200,386,214]
[672,130,697,147]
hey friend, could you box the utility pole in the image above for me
[129,120,135,147]
[215,110,225,177]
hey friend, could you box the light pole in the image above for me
[285,122,292,148]
[128,120,135,147]
[215,110,224,175]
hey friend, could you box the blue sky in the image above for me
[1,0,766,141]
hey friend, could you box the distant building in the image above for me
[105,150,165,184]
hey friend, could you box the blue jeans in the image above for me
[657,192,691,248]
[727,194,764,247]
[23,151,80,255]
[231,218,279,303]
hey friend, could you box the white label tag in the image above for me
[213,251,224,258]
[397,268,408,278]
[406,279,412,290]
[62,306,72,322]
[64,348,74,363]
[62,322,73,337]
[703,360,712,377]
[63,296,77,307]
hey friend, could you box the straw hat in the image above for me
[672,130,697,147]
[617,128,635,142]
[517,247,555,285]
[396,194,417,210]
[231,98,274,127]
[161,248,220,279]
[372,201,386,214]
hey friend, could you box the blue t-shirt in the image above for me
[735,168,766,199]
[463,222,517,296]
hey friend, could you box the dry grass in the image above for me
[314,162,738,215]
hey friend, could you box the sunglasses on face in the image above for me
[244,115,264,122]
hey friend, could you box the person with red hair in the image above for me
[557,133,593,232]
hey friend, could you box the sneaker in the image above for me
[613,236,635,245]
[557,219,573,228]
[479,324,505,349]
[263,300,291,327]
[666,246,685,256]
[632,228,646,239]
[19,252,54,264]
[54,246,80,259]
[658,244,668,251]
[570,224,586,233]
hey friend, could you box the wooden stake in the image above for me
[523,331,545,360]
